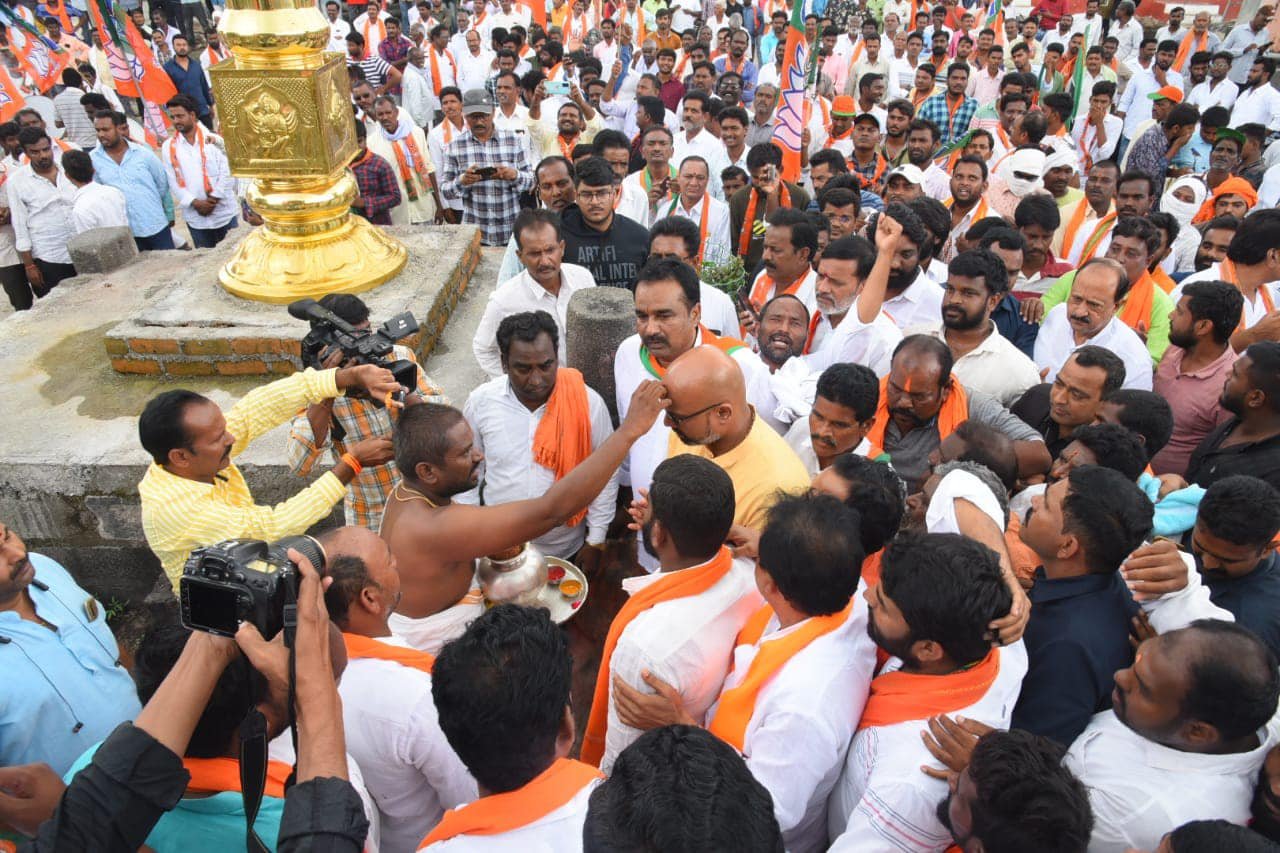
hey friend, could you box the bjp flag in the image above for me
[88,0,140,98]
[8,27,69,93]
[0,66,26,123]
[120,16,178,104]
[770,0,810,183]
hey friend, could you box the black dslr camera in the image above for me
[179,536,326,642]
[288,297,420,407]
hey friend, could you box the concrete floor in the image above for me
[421,245,501,404]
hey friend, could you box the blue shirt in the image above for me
[992,293,1039,358]
[90,140,174,237]
[0,553,141,775]
[65,742,287,852]
[163,56,214,117]
[1203,551,1280,660]
[1012,568,1140,747]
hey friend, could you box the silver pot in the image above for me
[477,543,549,608]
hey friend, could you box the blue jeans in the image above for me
[189,218,238,249]
[135,228,176,251]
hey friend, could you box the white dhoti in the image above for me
[388,588,485,655]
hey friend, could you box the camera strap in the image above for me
[238,709,273,853]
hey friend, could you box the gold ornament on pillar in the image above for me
[210,0,407,303]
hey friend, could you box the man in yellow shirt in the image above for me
[663,346,810,531]
[137,364,400,589]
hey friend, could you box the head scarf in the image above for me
[1160,176,1208,226]
[1192,176,1259,224]
[999,147,1047,197]
[1042,148,1078,175]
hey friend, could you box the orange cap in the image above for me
[1147,85,1184,103]
[831,95,857,117]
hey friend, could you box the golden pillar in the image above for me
[210,0,407,303]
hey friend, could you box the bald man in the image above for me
[663,346,811,531]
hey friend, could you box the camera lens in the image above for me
[277,534,326,573]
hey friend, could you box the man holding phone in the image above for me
[526,79,603,159]
[440,88,535,245]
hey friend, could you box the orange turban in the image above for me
[1192,177,1260,224]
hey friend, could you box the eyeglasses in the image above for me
[577,188,616,202]
[667,401,724,425]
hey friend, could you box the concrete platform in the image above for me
[0,225,482,607]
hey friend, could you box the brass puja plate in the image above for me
[540,558,589,623]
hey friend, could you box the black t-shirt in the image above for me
[1009,383,1073,460]
[1185,418,1280,492]
[558,205,651,291]
[1201,551,1280,661]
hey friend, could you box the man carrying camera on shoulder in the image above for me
[287,294,449,531]
[137,339,402,592]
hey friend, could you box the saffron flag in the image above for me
[985,0,1005,45]
[0,65,26,123]
[118,13,178,105]
[88,0,139,98]
[771,0,809,183]
[517,0,546,30]
[0,5,69,93]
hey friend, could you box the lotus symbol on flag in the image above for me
[774,41,808,152]
[28,43,52,78]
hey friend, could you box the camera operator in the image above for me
[287,294,449,531]
[0,551,373,853]
[137,352,401,591]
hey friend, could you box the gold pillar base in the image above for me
[218,170,408,303]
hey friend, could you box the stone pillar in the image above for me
[567,288,635,425]
[68,227,138,275]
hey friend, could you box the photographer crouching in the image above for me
[286,294,448,530]
[137,322,403,592]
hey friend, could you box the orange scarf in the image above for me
[343,632,435,673]
[641,325,746,378]
[1221,258,1276,333]
[44,0,72,33]
[362,11,387,56]
[748,267,808,312]
[391,131,431,201]
[1192,176,1258,224]
[1172,29,1208,73]
[205,44,228,67]
[581,547,737,765]
[1004,512,1039,584]
[1151,265,1176,294]
[738,183,792,256]
[531,367,593,526]
[428,46,456,95]
[707,601,854,751]
[168,127,213,196]
[857,647,1000,730]
[1077,211,1117,263]
[184,756,293,799]
[865,375,968,451]
[1118,271,1155,333]
[420,758,603,846]
[860,549,884,589]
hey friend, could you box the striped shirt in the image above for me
[349,54,394,90]
[286,346,448,530]
[138,368,349,590]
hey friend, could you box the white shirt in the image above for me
[600,555,764,772]
[422,776,600,851]
[658,193,732,266]
[1154,25,1186,44]
[472,263,598,378]
[827,641,1029,852]
[700,283,743,339]
[785,421,878,476]
[909,322,1042,407]
[1118,67,1184,140]
[889,54,918,94]
[802,308,902,378]
[338,647,477,853]
[592,38,619,72]
[708,600,878,853]
[882,272,944,331]
[1034,303,1154,390]
[352,10,393,55]
[1186,78,1238,112]
[6,164,76,264]
[455,47,496,93]
[429,119,468,213]
[1225,22,1273,85]
[1231,82,1280,133]
[673,127,731,200]
[481,7,531,40]
[1260,163,1280,209]
[1112,18,1144,63]
[1174,266,1280,330]
[457,375,617,557]
[402,65,438,129]
[327,16,352,52]
[1071,112,1123,167]
[1070,13,1104,47]
[1065,706,1280,853]
[615,178,651,227]
[161,130,238,229]
[70,181,128,234]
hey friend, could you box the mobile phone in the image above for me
[546,79,571,96]
[475,166,498,179]
[735,287,759,322]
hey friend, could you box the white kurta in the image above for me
[373,124,437,225]
[1033,304,1154,391]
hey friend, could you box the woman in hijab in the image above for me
[1159,176,1208,275]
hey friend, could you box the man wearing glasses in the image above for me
[559,156,651,290]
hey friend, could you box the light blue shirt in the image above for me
[65,742,287,852]
[0,553,141,775]
[90,140,174,238]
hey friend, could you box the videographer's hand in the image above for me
[0,763,65,837]
[335,363,401,401]
[288,548,349,783]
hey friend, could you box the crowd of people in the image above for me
[7,0,1280,850]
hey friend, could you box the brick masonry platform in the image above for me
[105,225,482,376]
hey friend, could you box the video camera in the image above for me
[288,298,420,407]
[179,536,326,643]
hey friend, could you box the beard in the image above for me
[942,305,984,331]
[641,519,657,560]
[867,615,918,664]
[1168,326,1197,350]
[886,264,921,293]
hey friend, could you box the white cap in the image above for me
[885,164,925,185]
